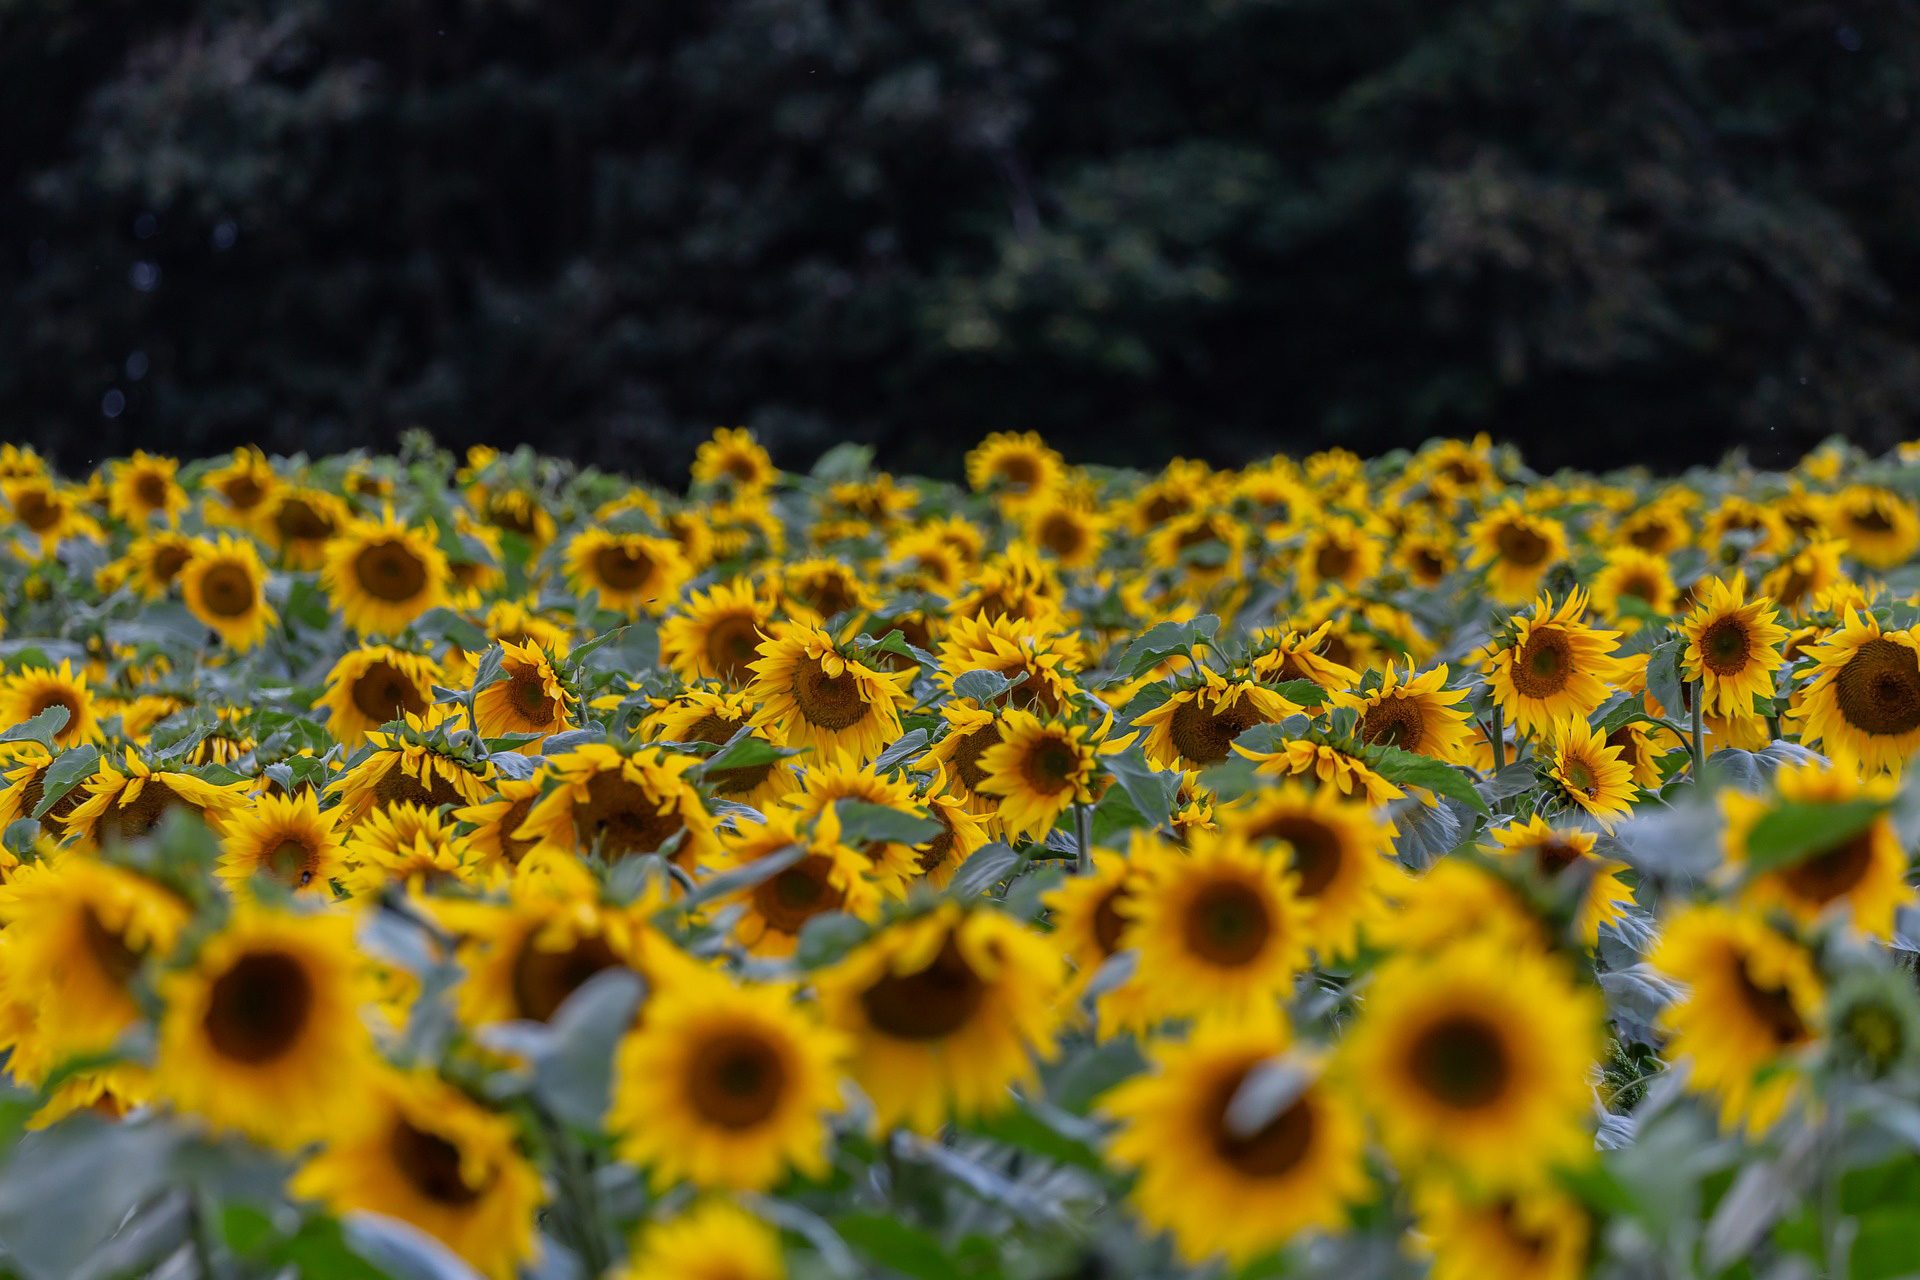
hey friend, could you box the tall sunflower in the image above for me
[65,750,249,844]
[1133,668,1302,770]
[1486,815,1633,944]
[815,904,1061,1133]
[1680,573,1788,720]
[660,580,777,687]
[322,511,450,635]
[216,789,347,896]
[1248,622,1361,690]
[976,710,1101,841]
[292,1070,544,1280]
[473,640,574,749]
[154,906,373,1146]
[1342,938,1602,1188]
[1721,763,1911,940]
[516,742,720,870]
[1334,663,1473,763]
[1103,1024,1370,1265]
[180,535,277,651]
[922,702,1007,821]
[0,659,100,747]
[1482,589,1626,737]
[713,807,883,957]
[1651,905,1823,1133]
[691,426,779,491]
[620,1201,785,1280]
[1831,484,1920,569]
[562,528,691,617]
[314,644,444,746]
[746,626,911,765]
[609,975,845,1190]
[201,446,281,527]
[1226,783,1395,960]
[1465,503,1569,601]
[1789,609,1920,775]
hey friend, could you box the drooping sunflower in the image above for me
[966,430,1064,506]
[473,640,574,749]
[660,580,777,687]
[106,451,186,525]
[322,511,449,635]
[910,781,990,888]
[609,975,846,1191]
[314,644,444,746]
[1342,938,1602,1189]
[1465,502,1569,601]
[1651,905,1823,1133]
[65,749,249,844]
[1133,668,1301,770]
[1789,609,1920,775]
[1589,546,1678,625]
[1680,573,1788,720]
[1103,1024,1370,1265]
[1335,663,1473,763]
[216,789,347,896]
[1542,715,1635,830]
[200,446,281,528]
[1418,1184,1592,1280]
[341,800,491,897]
[1486,815,1633,944]
[0,743,86,837]
[0,857,190,1074]
[516,742,721,869]
[815,904,1061,1133]
[179,534,277,651]
[746,626,911,765]
[260,485,351,570]
[291,1070,544,1280]
[1226,783,1395,960]
[1482,589,1625,736]
[1121,830,1311,1025]
[154,905,373,1146]
[1234,737,1406,807]
[922,702,1007,820]
[326,713,496,825]
[976,710,1101,841]
[0,659,100,747]
[713,806,883,956]
[1721,763,1911,940]
[1248,622,1361,690]
[1831,484,1920,569]
[562,528,691,617]
[691,426,779,492]
[620,1201,786,1280]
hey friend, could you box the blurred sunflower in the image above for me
[1228,783,1394,959]
[714,807,882,956]
[260,486,351,570]
[1830,484,1920,569]
[1790,609,1920,775]
[747,626,910,764]
[966,430,1064,506]
[1486,815,1633,944]
[216,789,347,895]
[620,1201,785,1280]
[1418,1184,1591,1280]
[660,580,777,687]
[1024,499,1107,569]
[518,742,719,869]
[1721,763,1910,939]
[201,447,281,527]
[692,427,779,492]
[0,659,100,747]
[106,451,186,525]
[66,749,249,843]
[1296,517,1385,597]
[1044,848,1151,1026]
[323,511,449,635]
[1760,538,1847,616]
[1589,546,1677,624]
[107,530,202,600]
[315,644,444,746]
[1466,503,1568,601]
[563,528,691,617]
[179,535,277,651]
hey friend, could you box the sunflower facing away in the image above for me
[1789,609,1920,775]
[975,709,1102,840]
[815,904,1061,1133]
[315,644,445,746]
[1483,589,1625,737]
[746,626,911,765]
[1103,1023,1370,1265]
[473,640,574,748]
[1234,738,1406,807]
[216,789,347,896]
[292,1070,544,1280]
[1680,573,1788,720]
[1485,815,1633,944]
[322,511,450,635]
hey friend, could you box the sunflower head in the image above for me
[563,528,692,618]
[0,659,100,748]
[1543,715,1635,830]
[1790,610,1920,775]
[620,1201,786,1280]
[472,640,574,747]
[315,644,444,747]
[715,806,884,955]
[975,709,1101,840]
[216,788,346,896]
[322,511,450,635]
[691,427,779,493]
[966,431,1064,506]
[1466,503,1569,601]
[1720,762,1911,939]
[745,626,910,765]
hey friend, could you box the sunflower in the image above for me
[1334,663,1473,763]
[5,476,100,551]
[1650,905,1823,1133]
[1831,484,1920,569]
[482,597,574,655]
[1394,527,1457,587]
[691,427,779,492]
[1024,499,1107,569]
[318,512,447,636]
[644,687,796,811]
[1761,538,1847,616]
[815,904,1061,1133]
[65,749,249,844]
[314,644,444,746]
[106,451,186,525]
[563,528,691,617]
[1103,1024,1369,1265]
[1148,510,1247,590]
[1225,783,1395,960]
[154,905,372,1145]
[1605,719,1678,791]
[713,807,883,956]
[935,613,1086,716]
[1121,831,1310,1025]
[1418,1184,1591,1280]
[342,800,491,897]
[1343,938,1602,1188]
[966,430,1064,506]
[216,789,347,896]
[1589,546,1677,625]
[1374,860,1550,956]
[0,659,100,747]
[951,545,1064,626]
[609,975,845,1190]
[620,1201,786,1280]
[1234,738,1406,806]
[291,1070,544,1280]
[976,710,1101,841]
[1482,589,1625,737]
[660,580,778,687]
[478,486,557,550]
[201,446,281,527]
[1790,609,1920,775]
[472,640,573,748]
[1541,715,1635,829]
[784,754,931,892]
[326,714,496,825]
[179,534,277,651]
[911,782,990,888]
[923,703,1007,820]
[1248,622,1361,690]
[1133,668,1301,770]
[516,742,721,869]
[1721,763,1911,939]
[1043,847,1150,1021]
[1296,517,1385,598]
[1129,458,1217,532]
[453,776,546,869]
[0,744,86,837]
[746,626,911,765]
[1486,815,1633,944]
[1680,573,1788,720]
[260,485,351,570]
[779,557,878,626]
[0,857,190,1073]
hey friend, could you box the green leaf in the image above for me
[1103,745,1172,829]
[1266,679,1329,708]
[1365,745,1490,815]
[831,1214,965,1280]
[701,734,799,773]
[1114,615,1219,680]
[33,745,99,818]
[950,841,1021,897]
[833,800,942,847]
[951,669,1020,704]
[0,706,69,748]
[682,842,807,907]
[870,728,931,773]
[1744,798,1885,873]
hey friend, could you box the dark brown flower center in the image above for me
[203,951,313,1064]
[859,935,986,1040]
[1408,1014,1511,1109]
[1205,1066,1317,1177]
[1244,814,1343,897]
[389,1120,489,1206]
[275,497,336,541]
[134,472,171,509]
[1182,881,1273,966]
[1734,956,1810,1046]
[151,543,192,584]
[221,473,267,511]
[1169,697,1264,766]
[1534,839,1586,876]
[688,1032,788,1129]
[1359,695,1426,753]
[753,856,846,934]
[371,760,470,813]
[505,665,557,727]
[197,563,257,619]
[948,725,1001,794]
[350,661,428,725]
[592,544,656,592]
[1699,617,1754,675]
[1314,542,1355,582]
[792,661,871,732]
[1511,628,1572,699]
[110,779,193,840]
[1091,887,1131,955]
[510,934,621,1022]
[1019,736,1081,794]
[1039,513,1086,557]
[1780,826,1877,905]
[1495,522,1550,567]
[354,540,430,603]
[575,772,686,861]
[82,908,144,988]
[15,488,60,532]
[704,613,763,686]
[1833,638,1920,736]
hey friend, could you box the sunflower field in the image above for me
[5,431,1920,1280]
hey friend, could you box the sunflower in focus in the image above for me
[692,427,779,492]
[1228,783,1394,960]
[1721,763,1911,939]
[1418,1184,1591,1280]
[660,580,776,687]
[0,660,100,747]
[1235,737,1405,806]
[746,626,910,765]
[1790,609,1920,775]
[323,511,449,635]
[106,451,186,525]
[1486,815,1633,944]
[327,714,496,824]
[315,644,443,746]
[292,1070,544,1280]
[816,904,1061,1133]
[935,614,1085,715]
[0,744,86,837]
[1336,663,1472,763]
[473,640,573,748]
[1103,1024,1369,1264]
[216,789,347,895]
[714,807,882,956]
[647,686,797,810]
[1466,503,1568,601]
[1651,905,1823,1133]
[1343,938,1602,1188]
[1679,573,1787,720]
[910,779,990,887]
[1831,484,1920,569]
[1482,589,1624,737]
[923,703,1006,819]
[620,1201,785,1280]
[966,431,1064,506]
[976,710,1101,841]
[180,535,276,651]
[610,975,845,1190]
[154,905,372,1146]
[1541,715,1635,829]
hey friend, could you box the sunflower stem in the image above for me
[1689,679,1705,784]
[1073,802,1093,875]
[1490,706,1506,773]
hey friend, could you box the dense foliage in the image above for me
[2,431,1920,1278]
[7,1,1920,476]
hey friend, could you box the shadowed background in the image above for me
[5,0,1918,481]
